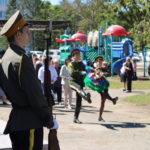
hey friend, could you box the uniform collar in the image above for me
[9,43,26,55]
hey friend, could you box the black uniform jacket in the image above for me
[68,61,85,87]
[0,44,53,134]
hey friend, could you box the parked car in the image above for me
[30,51,43,59]
[138,51,150,62]
[43,49,60,60]
[132,52,141,62]
[146,53,150,62]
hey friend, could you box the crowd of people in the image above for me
[29,48,119,123]
[0,10,142,150]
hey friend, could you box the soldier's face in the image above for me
[15,26,30,46]
[21,26,30,45]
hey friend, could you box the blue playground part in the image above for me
[111,38,133,75]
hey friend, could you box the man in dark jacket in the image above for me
[53,59,62,104]
[0,10,54,150]
[68,49,91,123]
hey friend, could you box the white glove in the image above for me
[81,71,86,75]
[50,119,59,130]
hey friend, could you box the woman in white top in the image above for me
[120,62,127,91]
[38,58,58,89]
[60,58,72,109]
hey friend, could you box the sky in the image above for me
[45,0,73,5]
[49,0,61,5]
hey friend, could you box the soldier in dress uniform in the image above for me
[68,48,91,124]
[0,11,54,150]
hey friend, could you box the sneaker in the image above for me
[126,90,132,93]
[64,106,68,109]
[86,93,92,104]
[73,118,82,124]
[67,105,72,110]
[80,91,86,98]
[112,97,118,105]
[123,88,126,91]
[98,117,105,122]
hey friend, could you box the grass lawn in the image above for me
[108,76,150,104]
[123,93,150,104]
[108,76,150,89]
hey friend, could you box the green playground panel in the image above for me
[59,45,70,65]
[60,50,70,65]
[86,48,98,62]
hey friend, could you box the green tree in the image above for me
[0,37,7,51]
[17,0,43,19]
[113,0,150,50]
[6,0,17,18]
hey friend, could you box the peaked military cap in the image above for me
[94,56,104,62]
[0,10,26,37]
[71,48,80,56]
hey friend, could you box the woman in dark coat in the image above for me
[124,57,133,92]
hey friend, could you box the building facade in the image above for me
[0,0,8,19]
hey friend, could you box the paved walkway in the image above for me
[0,88,150,150]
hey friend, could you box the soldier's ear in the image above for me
[15,31,22,39]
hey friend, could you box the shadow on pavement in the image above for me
[100,121,150,130]
[129,90,145,94]
[0,144,48,150]
[0,104,11,108]
[137,77,149,80]
[55,106,113,114]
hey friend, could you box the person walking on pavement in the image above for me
[132,59,137,80]
[68,48,91,124]
[53,59,62,105]
[0,11,57,150]
[35,55,45,75]
[124,57,133,92]
[38,57,58,91]
[60,58,72,109]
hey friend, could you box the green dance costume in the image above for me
[84,66,109,92]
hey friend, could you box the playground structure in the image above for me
[55,30,87,65]
[143,46,150,76]
[56,25,134,76]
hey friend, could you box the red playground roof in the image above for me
[102,25,130,36]
[71,30,87,41]
[56,30,87,42]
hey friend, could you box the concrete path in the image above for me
[0,88,150,150]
